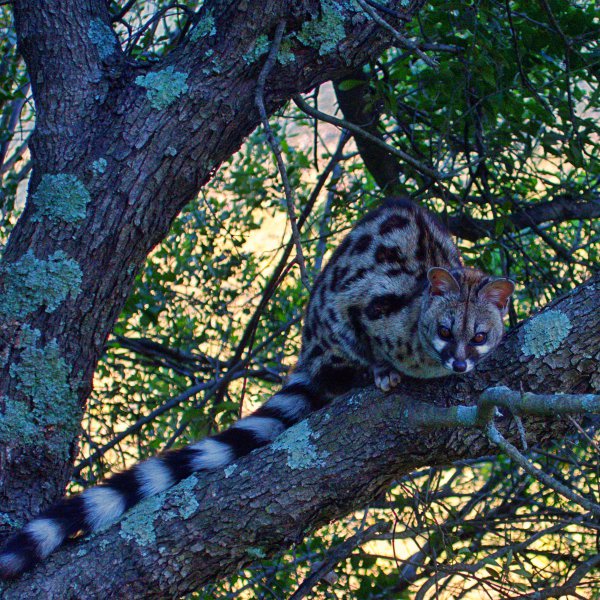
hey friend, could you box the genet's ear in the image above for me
[479,278,515,314]
[427,267,460,297]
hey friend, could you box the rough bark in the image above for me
[2,273,598,599]
[0,0,426,527]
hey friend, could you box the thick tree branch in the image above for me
[333,69,403,193]
[0,0,427,523]
[12,0,120,165]
[2,274,598,598]
[446,193,600,241]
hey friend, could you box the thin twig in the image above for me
[111,0,138,22]
[229,130,350,369]
[486,424,600,518]
[356,0,438,67]
[290,522,390,599]
[313,163,341,274]
[293,93,446,180]
[536,0,572,49]
[504,0,552,113]
[567,415,600,455]
[416,514,589,599]
[513,413,528,451]
[363,0,412,22]
[124,3,193,54]
[513,552,600,599]
[74,382,208,476]
[255,21,310,289]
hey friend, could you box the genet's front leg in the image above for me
[372,363,402,392]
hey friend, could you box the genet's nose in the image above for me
[453,360,467,373]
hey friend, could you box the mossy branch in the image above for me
[408,385,600,517]
[2,270,599,598]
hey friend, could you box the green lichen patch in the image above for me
[7,326,80,453]
[120,493,165,547]
[272,420,329,470]
[0,250,82,319]
[522,309,573,358]
[135,66,189,110]
[201,54,223,75]
[164,475,199,520]
[277,38,296,65]
[242,34,269,64]
[91,158,107,175]
[0,512,22,529]
[88,19,117,60]
[224,463,237,478]
[246,547,266,559]
[120,475,200,546]
[190,13,216,42]
[296,1,346,56]
[31,174,91,223]
[0,396,37,444]
[98,537,112,552]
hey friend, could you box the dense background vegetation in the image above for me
[1,0,598,597]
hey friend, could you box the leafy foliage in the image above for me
[0,7,31,226]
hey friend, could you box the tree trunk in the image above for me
[0,0,426,528]
[2,273,598,598]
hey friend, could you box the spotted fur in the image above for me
[300,197,513,382]
[0,197,514,579]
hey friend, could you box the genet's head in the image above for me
[419,267,514,374]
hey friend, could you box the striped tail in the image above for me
[0,371,323,579]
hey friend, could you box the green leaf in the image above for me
[337,79,366,91]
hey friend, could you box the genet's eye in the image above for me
[471,332,487,345]
[438,325,452,340]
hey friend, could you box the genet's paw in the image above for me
[373,364,401,392]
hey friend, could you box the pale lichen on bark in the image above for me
[135,67,190,110]
[242,34,270,64]
[277,38,297,65]
[0,250,82,319]
[87,19,117,60]
[223,463,237,478]
[5,326,80,454]
[521,309,573,358]
[119,494,165,547]
[190,13,216,42]
[119,475,200,547]
[31,174,91,223]
[164,476,199,520]
[272,420,330,469]
[296,0,347,56]
[91,158,107,175]
[0,396,37,445]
